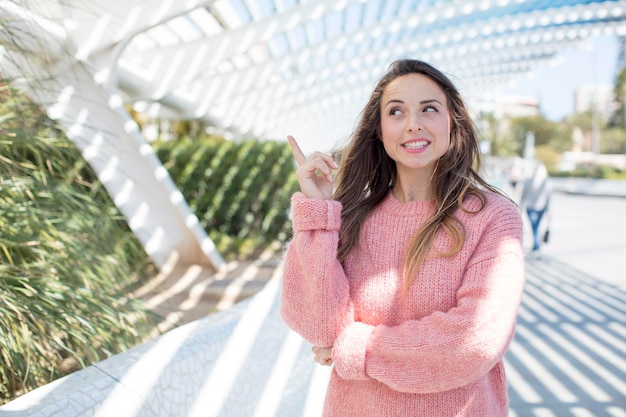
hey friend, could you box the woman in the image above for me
[281,59,525,416]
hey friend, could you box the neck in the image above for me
[392,161,439,202]
[392,179,433,202]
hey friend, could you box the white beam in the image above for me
[0,1,225,271]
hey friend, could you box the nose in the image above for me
[407,112,423,132]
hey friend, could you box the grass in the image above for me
[0,86,157,404]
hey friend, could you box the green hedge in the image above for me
[0,86,156,404]
[154,135,299,259]
[551,164,626,180]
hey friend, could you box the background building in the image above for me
[574,83,616,121]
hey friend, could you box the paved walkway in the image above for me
[537,191,626,288]
[135,249,280,337]
[507,189,626,416]
[507,256,626,417]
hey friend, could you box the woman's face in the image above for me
[379,73,451,179]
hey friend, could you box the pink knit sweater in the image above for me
[281,191,525,417]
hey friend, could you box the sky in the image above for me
[501,34,621,121]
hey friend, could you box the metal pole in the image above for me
[623,96,626,154]
[592,91,600,157]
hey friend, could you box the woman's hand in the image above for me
[287,135,337,200]
[312,345,333,366]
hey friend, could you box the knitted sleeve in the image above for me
[332,198,525,393]
[280,192,354,347]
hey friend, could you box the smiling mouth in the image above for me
[402,140,429,149]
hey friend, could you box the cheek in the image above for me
[444,130,452,150]
[442,116,452,138]
[380,136,395,157]
[435,122,452,153]
[379,121,393,144]
[381,119,404,138]
[379,128,399,158]
[440,120,452,146]
[441,130,454,156]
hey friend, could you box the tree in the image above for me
[477,112,525,157]
[608,67,626,130]
[601,127,626,154]
[506,115,573,155]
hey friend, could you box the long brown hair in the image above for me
[332,59,504,291]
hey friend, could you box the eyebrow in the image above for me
[384,98,444,106]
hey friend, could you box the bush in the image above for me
[0,85,156,404]
[551,164,626,179]
[154,135,299,260]
[535,145,560,173]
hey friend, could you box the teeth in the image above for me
[403,141,428,149]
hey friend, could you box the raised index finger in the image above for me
[287,135,307,166]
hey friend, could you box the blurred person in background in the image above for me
[520,159,552,255]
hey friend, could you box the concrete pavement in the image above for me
[507,255,626,416]
[551,177,626,199]
[509,189,626,416]
[537,190,626,288]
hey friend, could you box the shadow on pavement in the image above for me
[507,256,626,417]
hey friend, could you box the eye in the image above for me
[388,107,402,116]
[423,105,438,112]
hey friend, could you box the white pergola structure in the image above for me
[1,0,625,271]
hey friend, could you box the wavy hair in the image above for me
[332,59,504,291]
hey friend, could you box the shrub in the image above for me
[154,135,299,260]
[0,85,156,404]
